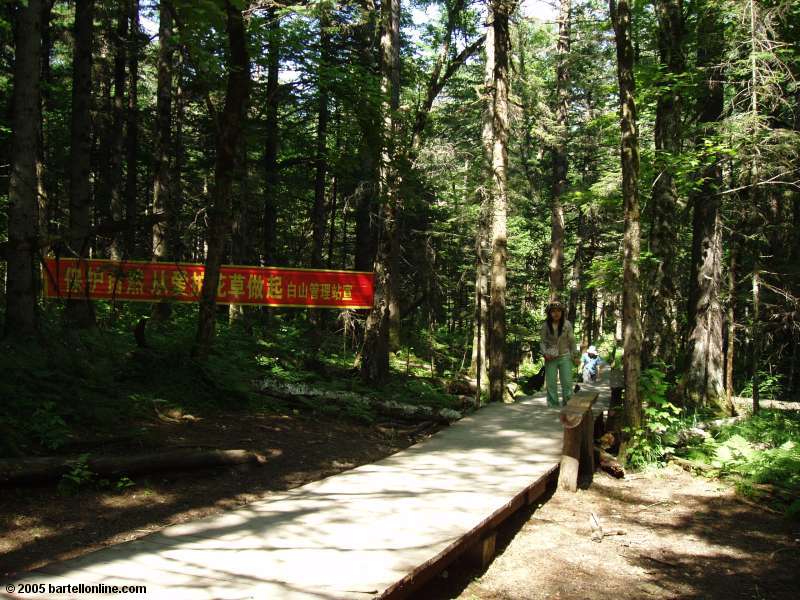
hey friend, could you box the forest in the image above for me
[1,0,799,481]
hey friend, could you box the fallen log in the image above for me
[594,446,625,478]
[256,379,462,424]
[0,448,268,486]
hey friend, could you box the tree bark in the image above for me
[151,0,174,262]
[193,1,250,358]
[362,0,399,383]
[124,0,141,257]
[65,0,96,329]
[108,0,128,261]
[645,0,684,368]
[549,0,571,301]
[610,0,643,441]
[488,0,513,403]
[263,7,280,267]
[684,1,730,414]
[4,0,42,340]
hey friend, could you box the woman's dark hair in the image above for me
[546,304,565,337]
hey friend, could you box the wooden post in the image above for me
[467,532,497,569]
[558,392,598,492]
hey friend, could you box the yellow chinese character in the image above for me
[171,271,188,295]
[247,275,264,300]
[229,273,245,298]
[217,274,227,297]
[87,269,104,293]
[108,272,124,295]
[151,271,168,296]
[342,284,353,301]
[320,283,331,300]
[309,282,319,300]
[331,283,342,300]
[191,272,204,294]
[64,267,82,293]
[287,281,297,299]
[127,270,145,295]
[266,275,283,299]
[297,282,307,298]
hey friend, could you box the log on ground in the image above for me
[0,448,269,485]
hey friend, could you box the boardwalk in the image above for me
[3,377,610,600]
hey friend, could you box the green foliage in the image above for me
[625,365,682,469]
[30,401,71,451]
[679,410,800,516]
[58,454,93,495]
[740,371,785,401]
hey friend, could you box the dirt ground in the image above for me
[419,467,800,600]
[3,412,799,600]
[0,410,418,577]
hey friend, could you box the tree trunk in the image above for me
[37,0,54,240]
[549,0,571,301]
[65,0,96,329]
[725,240,736,407]
[4,0,42,340]
[263,7,280,267]
[193,1,250,358]
[610,0,643,442]
[470,200,490,388]
[151,0,174,261]
[362,0,399,383]
[108,0,128,261]
[471,6,495,390]
[123,0,140,257]
[684,1,730,414]
[311,7,331,269]
[751,269,761,414]
[645,0,684,367]
[488,0,512,403]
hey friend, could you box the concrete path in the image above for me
[3,378,610,600]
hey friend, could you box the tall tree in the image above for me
[4,0,43,339]
[124,0,140,256]
[108,0,128,260]
[471,0,496,392]
[262,7,280,267]
[644,0,684,367]
[549,0,571,301]
[193,1,250,358]
[610,0,643,443]
[65,0,96,329]
[362,0,399,383]
[488,0,513,403]
[684,0,730,413]
[152,0,175,261]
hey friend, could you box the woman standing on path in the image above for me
[539,300,580,407]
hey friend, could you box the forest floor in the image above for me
[419,466,799,600]
[2,411,798,600]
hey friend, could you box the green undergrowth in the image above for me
[0,303,463,456]
[678,410,800,518]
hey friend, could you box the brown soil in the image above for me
[419,467,800,600]
[0,410,419,577]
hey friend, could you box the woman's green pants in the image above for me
[545,353,573,407]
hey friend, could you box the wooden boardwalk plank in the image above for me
[3,378,611,600]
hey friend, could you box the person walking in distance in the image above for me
[539,300,580,407]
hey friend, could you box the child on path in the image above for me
[580,345,608,382]
[539,300,580,407]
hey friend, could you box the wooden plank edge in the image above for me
[378,464,559,599]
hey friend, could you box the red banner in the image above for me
[42,258,374,309]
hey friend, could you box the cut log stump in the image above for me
[558,392,598,492]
